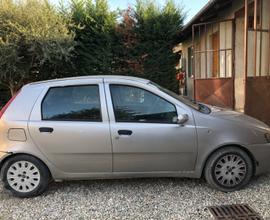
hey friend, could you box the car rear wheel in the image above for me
[204,147,254,192]
[1,155,50,198]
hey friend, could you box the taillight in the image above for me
[0,90,20,120]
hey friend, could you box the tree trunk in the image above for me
[8,84,17,97]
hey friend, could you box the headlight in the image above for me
[265,133,270,143]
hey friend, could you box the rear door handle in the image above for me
[118,130,133,136]
[39,127,54,133]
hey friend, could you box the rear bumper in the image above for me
[0,151,11,166]
[0,151,12,179]
[246,143,270,175]
[0,151,8,158]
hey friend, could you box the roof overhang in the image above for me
[180,0,234,41]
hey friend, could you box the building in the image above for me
[179,0,270,125]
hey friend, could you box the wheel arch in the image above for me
[201,144,257,178]
[0,153,52,179]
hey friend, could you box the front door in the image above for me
[105,81,197,173]
[29,81,112,173]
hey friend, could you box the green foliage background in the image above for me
[69,0,183,92]
[0,0,184,103]
[0,0,76,96]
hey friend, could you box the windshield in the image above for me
[149,82,211,114]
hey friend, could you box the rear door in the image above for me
[104,79,197,173]
[28,79,112,173]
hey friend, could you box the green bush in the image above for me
[0,0,76,95]
[0,0,184,96]
[69,0,184,92]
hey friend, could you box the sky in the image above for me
[52,0,209,24]
[108,0,209,24]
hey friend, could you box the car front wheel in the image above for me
[1,155,50,198]
[204,147,254,192]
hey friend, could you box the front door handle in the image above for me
[118,130,133,136]
[39,127,54,133]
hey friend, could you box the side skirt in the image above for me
[53,171,199,181]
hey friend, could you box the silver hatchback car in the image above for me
[0,75,270,197]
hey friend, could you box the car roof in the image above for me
[28,75,150,86]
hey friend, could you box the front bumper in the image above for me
[246,143,270,175]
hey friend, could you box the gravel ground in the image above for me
[0,174,270,220]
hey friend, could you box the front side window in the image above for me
[110,85,177,123]
[42,85,102,121]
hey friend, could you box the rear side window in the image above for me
[42,85,102,122]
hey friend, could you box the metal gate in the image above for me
[194,78,234,108]
[246,77,270,125]
[244,0,270,125]
[192,19,235,109]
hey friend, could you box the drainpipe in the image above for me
[243,0,248,113]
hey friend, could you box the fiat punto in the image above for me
[0,75,270,197]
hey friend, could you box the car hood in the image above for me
[210,107,269,130]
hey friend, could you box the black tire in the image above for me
[204,147,254,192]
[1,155,50,198]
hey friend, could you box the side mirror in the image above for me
[176,114,189,125]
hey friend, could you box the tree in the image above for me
[0,84,9,108]
[113,7,143,75]
[69,0,117,75]
[133,0,184,92]
[0,0,76,96]
[66,0,184,92]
